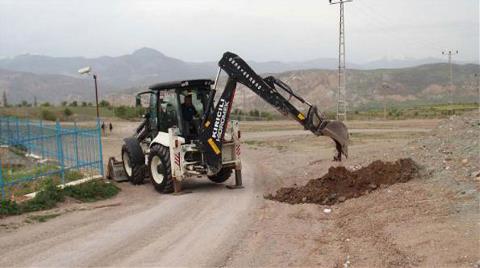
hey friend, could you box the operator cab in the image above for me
[136,79,213,142]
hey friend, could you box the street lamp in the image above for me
[78,66,100,119]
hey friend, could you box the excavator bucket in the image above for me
[321,120,349,160]
[305,106,349,160]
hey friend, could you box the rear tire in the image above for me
[122,144,146,185]
[148,144,174,193]
[208,168,233,183]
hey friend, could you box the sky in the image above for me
[0,0,478,63]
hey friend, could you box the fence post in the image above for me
[6,117,11,144]
[26,118,31,153]
[96,118,104,177]
[39,120,45,159]
[15,117,19,145]
[55,120,65,184]
[0,160,4,200]
[73,121,80,168]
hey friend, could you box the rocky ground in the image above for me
[228,112,479,267]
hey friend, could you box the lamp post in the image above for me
[78,66,100,119]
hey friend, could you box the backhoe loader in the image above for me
[112,52,349,193]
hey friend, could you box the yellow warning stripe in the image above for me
[297,113,305,120]
[208,138,221,155]
[204,120,210,128]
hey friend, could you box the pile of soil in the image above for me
[266,158,419,205]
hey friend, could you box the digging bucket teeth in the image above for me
[321,120,349,159]
[305,106,349,160]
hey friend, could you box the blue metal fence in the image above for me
[0,117,104,199]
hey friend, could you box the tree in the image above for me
[2,91,7,107]
[99,100,110,107]
[20,100,30,107]
[63,108,73,117]
[40,102,51,107]
[69,101,78,107]
[61,101,68,106]
[81,101,87,107]
[41,110,56,121]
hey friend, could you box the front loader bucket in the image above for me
[106,157,129,182]
[321,120,349,159]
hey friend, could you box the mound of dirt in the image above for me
[266,158,419,205]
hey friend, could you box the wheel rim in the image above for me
[150,155,165,184]
[123,152,132,177]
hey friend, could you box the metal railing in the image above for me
[0,117,104,199]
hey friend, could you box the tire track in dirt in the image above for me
[0,161,259,267]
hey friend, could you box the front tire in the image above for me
[208,168,233,183]
[122,144,146,185]
[148,144,174,193]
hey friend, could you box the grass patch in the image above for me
[28,213,61,223]
[63,180,120,202]
[20,179,65,213]
[0,179,120,217]
[0,200,20,216]
[6,164,60,182]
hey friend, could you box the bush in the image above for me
[63,180,119,202]
[20,179,65,213]
[114,106,145,120]
[0,200,20,216]
[99,100,110,107]
[41,109,56,121]
[0,179,120,217]
[63,108,73,117]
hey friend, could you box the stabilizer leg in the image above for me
[226,169,244,189]
[172,178,191,195]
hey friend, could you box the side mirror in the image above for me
[135,95,141,107]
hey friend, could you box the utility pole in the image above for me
[442,50,458,107]
[330,0,352,121]
[382,83,389,120]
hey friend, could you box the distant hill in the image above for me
[0,47,462,87]
[0,48,478,108]
[0,69,116,104]
[0,48,213,89]
[230,63,479,112]
[105,63,479,112]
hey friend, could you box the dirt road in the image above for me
[0,122,265,267]
[0,118,477,267]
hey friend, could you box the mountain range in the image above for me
[0,48,478,108]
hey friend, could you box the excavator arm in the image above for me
[199,52,349,174]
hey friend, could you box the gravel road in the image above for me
[0,121,264,267]
[1,118,475,267]
[0,162,262,267]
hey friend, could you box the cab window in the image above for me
[158,90,179,132]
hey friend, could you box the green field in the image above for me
[0,102,478,122]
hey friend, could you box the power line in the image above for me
[329,0,352,121]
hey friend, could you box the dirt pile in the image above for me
[266,158,419,205]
